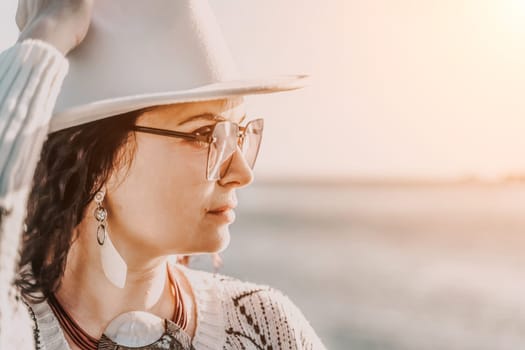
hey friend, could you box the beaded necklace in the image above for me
[48,268,187,350]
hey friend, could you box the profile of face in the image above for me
[96,97,254,262]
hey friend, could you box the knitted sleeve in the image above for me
[274,290,327,350]
[0,39,69,350]
[220,276,327,350]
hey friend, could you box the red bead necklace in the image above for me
[48,269,187,350]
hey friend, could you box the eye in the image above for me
[191,124,214,136]
[186,124,214,148]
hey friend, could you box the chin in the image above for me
[215,231,231,253]
[180,227,231,255]
[209,227,231,253]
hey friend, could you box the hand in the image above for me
[16,0,93,55]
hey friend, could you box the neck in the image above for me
[56,225,174,338]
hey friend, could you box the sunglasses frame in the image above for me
[132,118,264,180]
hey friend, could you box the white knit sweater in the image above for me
[0,40,326,349]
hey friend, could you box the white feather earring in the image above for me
[94,190,127,288]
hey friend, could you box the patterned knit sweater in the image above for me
[0,40,326,349]
[29,264,325,350]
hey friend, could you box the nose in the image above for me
[218,146,254,188]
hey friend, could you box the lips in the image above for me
[208,203,237,213]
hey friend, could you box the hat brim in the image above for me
[49,74,308,133]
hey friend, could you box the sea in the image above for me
[188,181,525,350]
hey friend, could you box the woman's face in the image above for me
[103,97,253,259]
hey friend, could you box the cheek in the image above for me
[109,139,213,238]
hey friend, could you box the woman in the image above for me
[0,0,325,349]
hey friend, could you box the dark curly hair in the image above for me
[16,110,142,302]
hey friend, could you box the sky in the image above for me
[1,0,525,181]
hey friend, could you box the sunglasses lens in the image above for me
[242,119,264,169]
[207,119,264,181]
[207,122,238,180]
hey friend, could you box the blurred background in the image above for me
[3,0,525,349]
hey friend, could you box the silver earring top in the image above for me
[94,190,105,204]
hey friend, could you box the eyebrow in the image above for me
[177,113,247,126]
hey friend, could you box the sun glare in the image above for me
[502,0,525,33]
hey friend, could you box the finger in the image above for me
[15,0,28,31]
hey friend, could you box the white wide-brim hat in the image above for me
[49,0,307,133]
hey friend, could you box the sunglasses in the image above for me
[132,118,264,181]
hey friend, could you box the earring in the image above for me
[94,190,127,288]
[94,191,107,245]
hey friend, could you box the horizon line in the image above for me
[253,174,525,186]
